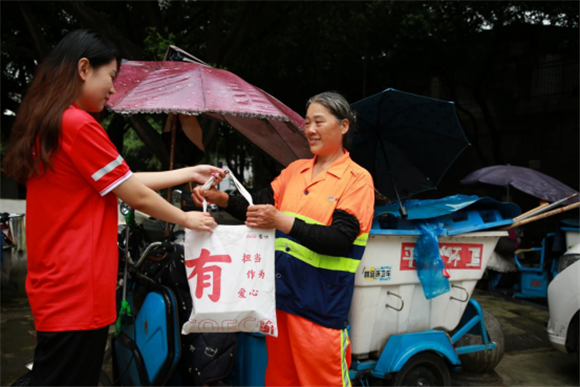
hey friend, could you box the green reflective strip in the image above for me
[282,211,323,225]
[341,329,351,387]
[283,211,369,247]
[275,238,360,273]
[354,233,369,246]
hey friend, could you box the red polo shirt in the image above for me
[26,104,131,331]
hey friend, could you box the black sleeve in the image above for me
[225,186,275,221]
[288,209,360,256]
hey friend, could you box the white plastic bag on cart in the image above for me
[182,171,277,337]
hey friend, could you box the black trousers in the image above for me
[30,326,109,386]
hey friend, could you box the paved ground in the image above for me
[1,294,36,386]
[1,289,578,386]
[470,290,579,386]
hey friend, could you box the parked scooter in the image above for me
[1,212,25,294]
[111,201,236,386]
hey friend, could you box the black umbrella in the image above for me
[350,88,470,217]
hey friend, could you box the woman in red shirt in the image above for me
[4,30,223,386]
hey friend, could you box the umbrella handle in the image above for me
[373,92,408,219]
[398,202,408,219]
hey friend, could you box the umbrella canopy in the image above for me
[350,88,470,202]
[460,165,579,203]
[107,60,312,166]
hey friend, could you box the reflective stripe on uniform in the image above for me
[340,329,351,387]
[275,237,361,273]
[283,211,323,225]
[91,155,124,182]
[354,233,368,246]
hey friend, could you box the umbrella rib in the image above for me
[374,91,407,216]
[199,66,207,111]
[386,124,469,144]
[430,141,471,188]
[264,120,301,160]
[221,113,293,166]
[355,104,466,142]
[379,101,469,142]
[108,63,152,110]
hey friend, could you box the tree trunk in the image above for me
[62,1,145,59]
[142,1,162,30]
[221,3,257,66]
[207,2,223,64]
[127,115,170,169]
[446,76,489,166]
[106,114,127,154]
[18,2,50,59]
[473,87,503,165]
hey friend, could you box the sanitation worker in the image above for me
[3,29,225,386]
[193,91,375,386]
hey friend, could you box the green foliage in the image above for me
[122,127,162,172]
[143,27,176,60]
[119,116,163,172]
[1,0,578,195]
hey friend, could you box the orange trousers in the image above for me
[265,310,352,386]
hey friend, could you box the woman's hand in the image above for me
[245,205,294,233]
[190,165,228,186]
[132,166,227,192]
[191,186,229,208]
[183,211,217,232]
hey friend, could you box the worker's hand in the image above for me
[190,166,228,186]
[191,186,229,208]
[246,205,294,233]
[183,211,217,232]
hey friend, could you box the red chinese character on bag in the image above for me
[247,269,256,279]
[258,270,265,279]
[185,248,231,302]
[259,320,274,335]
[249,289,259,297]
[242,253,252,263]
[254,253,262,263]
[238,288,247,298]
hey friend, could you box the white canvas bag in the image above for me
[182,172,277,337]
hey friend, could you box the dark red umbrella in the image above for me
[107,60,311,166]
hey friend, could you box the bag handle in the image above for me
[201,170,253,213]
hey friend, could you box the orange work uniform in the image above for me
[266,150,374,386]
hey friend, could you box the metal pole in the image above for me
[164,114,177,237]
[121,221,130,302]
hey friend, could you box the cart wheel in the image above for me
[390,352,451,387]
[455,309,505,373]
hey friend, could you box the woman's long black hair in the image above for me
[3,29,121,184]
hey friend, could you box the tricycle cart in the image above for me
[228,205,509,386]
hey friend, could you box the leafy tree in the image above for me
[2,1,578,200]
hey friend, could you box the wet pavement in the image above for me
[470,290,579,386]
[1,293,36,386]
[1,289,578,386]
